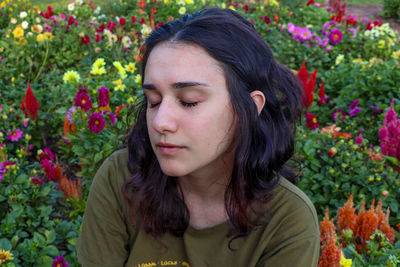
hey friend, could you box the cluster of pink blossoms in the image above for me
[379,100,400,162]
[39,148,56,182]
[72,86,116,134]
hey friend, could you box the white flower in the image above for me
[36,17,41,23]
[141,24,152,37]
[19,11,28,19]
[178,6,186,15]
[67,3,75,11]
[94,6,101,15]
[335,54,344,65]
[10,18,17,24]
[27,32,33,37]
[76,0,83,5]
[121,36,132,48]
[21,21,29,30]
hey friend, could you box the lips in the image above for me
[156,142,184,154]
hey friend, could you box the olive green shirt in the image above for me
[77,149,320,267]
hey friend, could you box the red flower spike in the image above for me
[23,82,39,119]
[297,59,309,89]
[318,80,325,99]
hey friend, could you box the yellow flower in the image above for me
[127,96,134,103]
[335,54,344,65]
[163,0,170,3]
[0,2,6,8]
[221,2,226,8]
[392,50,400,60]
[352,58,363,64]
[134,74,142,84]
[12,25,24,38]
[93,58,105,69]
[91,67,106,75]
[31,24,42,33]
[184,0,193,4]
[0,249,14,264]
[125,62,136,73]
[36,32,53,42]
[378,40,385,49]
[63,70,80,84]
[113,61,124,72]
[113,79,126,91]
[340,252,352,267]
[178,6,186,15]
[228,5,236,11]
[269,0,280,6]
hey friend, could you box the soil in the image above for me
[346,4,400,33]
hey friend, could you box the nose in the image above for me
[151,98,179,134]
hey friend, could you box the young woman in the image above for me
[77,7,320,267]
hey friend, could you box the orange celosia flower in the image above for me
[320,209,337,246]
[337,194,357,236]
[354,201,378,249]
[318,235,341,267]
[59,175,81,199]
[63,115,70,136]
[376,201,395,244]
[332,131,352,139]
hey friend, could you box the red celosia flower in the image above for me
[305,112,319,130]
[40,5,55,19]
[307,0,315,6]
[139,0,146,8]
[317,80,327,106]
[297,59,317,108]
[337,194,357,236]
[52,255,68,267]
[354,201,379,249]
[74,92,92,112]
[98,87,110,107]
[119,17,126,26]
[21,82,40,119]
[115,104,126,118]
[80,34,90,45]
[88,112,106,133]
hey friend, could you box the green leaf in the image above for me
[15,173,28,184]
[36,255,53,267]
[0,238,12,250]
[40,245,59,257]
[45,230,56,244]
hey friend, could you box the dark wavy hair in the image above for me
[122,7,302,240]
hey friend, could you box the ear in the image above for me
[250,90,265,115]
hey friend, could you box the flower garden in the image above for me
[0,0,400,266]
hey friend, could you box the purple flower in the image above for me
[322,21,338,36]
[0,164,5,183]
[299,27,312,41]
[98,87,110,107]
[311,34,322,46]
[88,112,106,133]
[7,129,23,142]
[320,37,329,47]
[74,92,92,112]
[332,110,346,121]
[349,106,361,117]
[103,111,116,126]
[52,255,68,267]
[67,107,77,122]
[370,105,383,114]
[349,99,360,110]
[329,29,343,44]
[348,28,357,37]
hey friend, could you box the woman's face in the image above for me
[143,42,237,178]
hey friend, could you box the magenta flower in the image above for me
[30,176,45,185]
[39,148,54,162]
[332,110,346,121]
[52,255,68,267]
[88,112,106,133]
[23,118,30,128]
[305,112,319,130]
[98,87,110,107]
[104,111,116,126]
[349,99,360,109]
[0,164,5,183]
[7,129,23,142]
[74,92,92,112]
[329,29,343,44]
[355,129,364,145]
[300,27,312,41]
[370,105,383,114]
[322,21,338,36]
[287,23,295,34]
[41,158,56,181]
[378,100,400,160]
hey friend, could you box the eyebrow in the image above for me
[142,81,210,90]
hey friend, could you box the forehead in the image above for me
[144,42,224,84]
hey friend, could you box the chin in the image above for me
[159,165,189,177]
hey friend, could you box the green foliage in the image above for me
[382,0,400,19]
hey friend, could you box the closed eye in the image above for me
[181,101,198,108]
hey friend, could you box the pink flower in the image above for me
[52,255,68,267]
[43,23,53,32]
[329,29,343,44]
[24,118,30,128]
[97,87,109,107]
[287,23,295,34]
[74,92,92,112]
[379,100,400,160]
[355,129,364,145]
[7,129,23,142]
[322,21,338,36]
[41,159,56,180]
[88,112,106,133]
[333,110,346,121]
[39,148,54,162]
